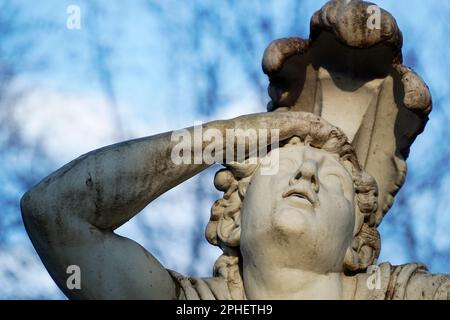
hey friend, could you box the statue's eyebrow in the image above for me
[279,156,298,170]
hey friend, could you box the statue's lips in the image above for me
[281,188,315,206]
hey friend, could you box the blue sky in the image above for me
[1,0,450,298]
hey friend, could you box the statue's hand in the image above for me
[224,111,325,159]
[262,37,307,75]
[208,111,323,163]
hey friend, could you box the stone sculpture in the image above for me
[20,0,450,299]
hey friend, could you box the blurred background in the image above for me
[1,0,449,299]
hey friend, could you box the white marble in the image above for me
[20,0,449,300]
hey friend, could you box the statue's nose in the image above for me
[289,160,319,192]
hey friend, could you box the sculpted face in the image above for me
[240,144,356,273]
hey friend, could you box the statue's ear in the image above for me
[344,224,381,273]
[217,210,241,247]
[206,193,242,248]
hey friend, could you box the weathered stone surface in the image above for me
[20,0,449,300]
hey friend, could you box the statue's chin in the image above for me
[270,204,315,240]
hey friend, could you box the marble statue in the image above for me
[20,0,450,299]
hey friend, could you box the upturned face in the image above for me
[240,144,356,273]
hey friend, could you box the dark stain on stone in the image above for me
[86,173,93,188]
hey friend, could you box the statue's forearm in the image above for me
[21,111,302,230]
[21,120,227,230]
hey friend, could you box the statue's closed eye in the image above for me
[321,173,345,193]
[321,172,353,202]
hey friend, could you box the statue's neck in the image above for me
[242,262,353,299]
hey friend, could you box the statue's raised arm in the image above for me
[20,111,312,299]
[21,0,450,300]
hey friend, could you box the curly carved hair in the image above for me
[205,113,379,298]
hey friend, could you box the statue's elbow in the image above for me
[20,187,53,242]
[20,189,37,223]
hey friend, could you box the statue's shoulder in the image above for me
[167,269,233,300]
[352,262,450,300]
[395,263,450,300]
